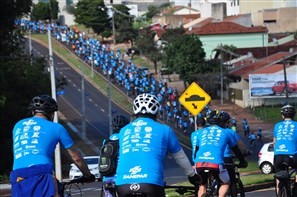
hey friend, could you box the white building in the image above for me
[170,0,240,16]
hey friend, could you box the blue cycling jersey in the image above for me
[115,118,182,186]
[274,120,297,155]
[12,117,74,170]
[223,128,240,157]
[191,125,237,165]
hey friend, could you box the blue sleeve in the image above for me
[227,130,237,148]
[58,125,74,149]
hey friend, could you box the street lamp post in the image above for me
[81,63,87,138]
[107,65,112,136]
[48,24,62,181]
[111,9,116,44]
[91,45,94,78]
[47,0,62,180]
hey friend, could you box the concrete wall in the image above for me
[200,3,226,21]
[251,7,297,33]
[240,0,274,14]
[201,33,269,59]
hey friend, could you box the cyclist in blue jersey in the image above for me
[102,115,130,197]
[10,95,95,197]
[273,104,297,195]
[115,93,200,197]
[192,109,247,197]
[218,111,249,197]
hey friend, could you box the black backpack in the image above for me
[99,139,119,176]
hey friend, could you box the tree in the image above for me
[161,27,185,43]
[0,0,33,54]
[74,0,110,35]
[113,4,136,43]
[135,29,162,74]
[31,0,59,21]
[162,34,206,88]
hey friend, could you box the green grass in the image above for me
[239,161,259,172]
[241,173,274,185]
[254,106,283,122]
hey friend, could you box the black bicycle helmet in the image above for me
[281,104,296,119]
[206,109,220,125]
[196,114,206,127]
[112,115,130,133]
[29,95,58,120]
[219,111,231,124]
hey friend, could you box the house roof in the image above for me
[188,21,268,35]
[229,51,297,79]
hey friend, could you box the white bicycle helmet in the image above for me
[133,93,160,115]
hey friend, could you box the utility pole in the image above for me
[283,58,289,101]
[220,51,224,105]
[81,63,86,138]
[107,66,112,136]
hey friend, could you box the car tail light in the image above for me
[258,152,262,158]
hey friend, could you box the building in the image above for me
[185,21,268,59]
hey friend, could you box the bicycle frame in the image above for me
[274,164,296,197]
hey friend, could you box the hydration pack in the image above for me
[99,139,119,176]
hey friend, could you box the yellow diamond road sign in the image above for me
[179,82,211,116]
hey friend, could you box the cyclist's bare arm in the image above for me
[66,146,93,177]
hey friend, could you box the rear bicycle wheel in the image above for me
[278,184,290,197]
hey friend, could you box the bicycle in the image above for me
[274,162,296,197]
[195,162,220,197]
[60,175,96,197]
[60,179,83,197]
[224,163,245,197]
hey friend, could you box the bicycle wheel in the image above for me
[278,185,290,197]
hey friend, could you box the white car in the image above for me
[258,142,274,174]
[69,156,101,180]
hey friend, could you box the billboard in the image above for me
[249,74,297,98]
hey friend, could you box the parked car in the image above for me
[258,142,274,174]
[69,156,100,180]
[272,81,297,95]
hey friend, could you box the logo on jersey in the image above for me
[276,144,288,152]
[123,166,148,179]
[198,151,214,160]
[132,120,147,127]
[130,184,140,191]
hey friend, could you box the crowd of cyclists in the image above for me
[15,19,197,135]
[10,19,297,197]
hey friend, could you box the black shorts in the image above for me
[195,162,229,184]
[116,183,165,197]
[274,154,297,172]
